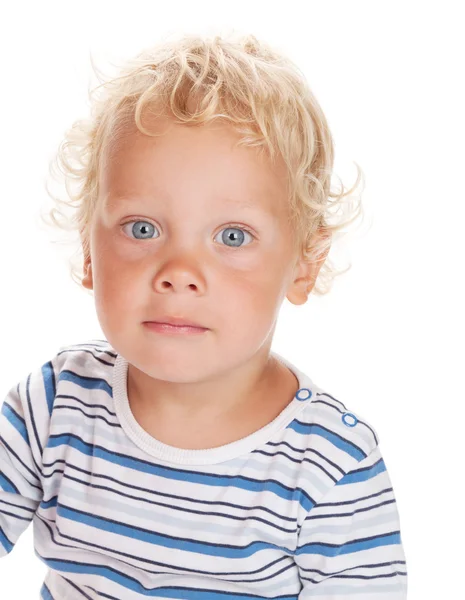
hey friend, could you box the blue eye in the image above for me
[122,221,158,240]
[214,226,254,248]
[122,220,255,248]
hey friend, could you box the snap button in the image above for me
[342,412,358,427]
[295,388,312,401]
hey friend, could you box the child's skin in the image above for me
[81,112,329,449]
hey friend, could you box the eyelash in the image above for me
[120,219,257,245]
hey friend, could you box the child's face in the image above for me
[82,113,316,381]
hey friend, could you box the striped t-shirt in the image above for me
[0,339,408,599]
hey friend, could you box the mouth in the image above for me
[144,316,208,329]
[143,321,209,335]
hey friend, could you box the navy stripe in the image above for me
[55,394,117,417]
[312,397,379,445]
[36,553,299,600]
[304,498,397,521]
[0,435,41,485]
[253,448,338,482]
[57,501,295,558]
[59,349,116,367]
[0,508,32,521]
[314,391,347,411]
[265,440,346,475]
[298,559,407,576]
[25,374,44,474]
[46,433,317,509]
[301,568,408,583]
[296,530,402,558]
[43,466,297,532]
[78,586,120,600]
[53,404,121,428]
[337,458,386,485]
[40,462,298,523]
[58,345,117,363]
[62,576,95,599]
[57,369,113,395]
[318,486,394,507]
[37,514,293,580]
[0,497,36,513]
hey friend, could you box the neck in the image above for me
[126,352,287,422]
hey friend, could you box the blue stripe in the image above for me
[40,496,58,510]
[42,362,57,416]
[296,531,402,557]
[289,421,366,461]
[47,433,316,509]
[0,526,13,554]
[40,582,54,600]
[0,470,19,494]
[57,502,294,559]
[58,369,112,395]
[1,402,30,444]
[38,556,298,599]
[337,458,386,485]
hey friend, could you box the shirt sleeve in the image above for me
[294,444,408,599]
[0,362,53,557]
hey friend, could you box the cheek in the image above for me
[91,228,138,289]
[221,269,281,321]
[92,253,142,324]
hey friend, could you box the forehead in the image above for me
[103,190,272,215]
[99,116,290,217]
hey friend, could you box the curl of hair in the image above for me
[40,31,366,297]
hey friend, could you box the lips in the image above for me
[145,316,207,328]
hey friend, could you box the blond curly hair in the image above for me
[40,31,365,297]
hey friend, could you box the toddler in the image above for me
[0,32,408,599]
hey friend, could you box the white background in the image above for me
[0,1,463,598]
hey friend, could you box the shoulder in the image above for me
[1,339,117,455]
[55,338,117,374]
[297,381,380,473]
[3,339,113,401]
[42,338,119,418]
[42,338,118,403]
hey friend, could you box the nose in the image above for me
[153,260,206,294]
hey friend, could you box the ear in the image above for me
[286,228,331,305]
[81,250,93,290]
